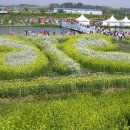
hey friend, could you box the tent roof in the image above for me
[106,15,118,22]
[76,14,90,22]
[120,16,130,22]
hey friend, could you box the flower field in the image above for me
[0,34,130,129]
[0,90,129,130]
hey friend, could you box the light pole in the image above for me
[8,20,12,35]
[0,19,3,34]
[25,19,29,29]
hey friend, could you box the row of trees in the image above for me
[49,2,130,16]
[49,3,84,9]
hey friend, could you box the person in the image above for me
[122,32,125,39]
[32,30,35,36]
[24,30,28,35]
[11,32,16,36]
[53,31,56,35]
[28,30,31,36]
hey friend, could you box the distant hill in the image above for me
[0,4,39,7]
[18,4,39,7]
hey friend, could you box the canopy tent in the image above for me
[102,20,107,26]
[76,14,90,25]
[103,15,119,26]
[120,16,130,26]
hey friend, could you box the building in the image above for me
[54,8,102,15]
[0,7,8,14]
[0,11,8,14]
[13,7,20,13]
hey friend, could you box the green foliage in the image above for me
[56,35,69,43]
[61,34,130,73]
[0,74,130,98]
[0,46,21,53]
[45,50,72,75]
[0,89,129,129]
[0,34,130,129]
[88,43,118,52]
[42,36,81,75]
[0,35,49,80]
[112,36,130,44]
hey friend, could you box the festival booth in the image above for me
[103,15,119,26]
[61,14,96,33]
[120,16,130,26]
[76,14,90,25]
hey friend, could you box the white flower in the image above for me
[74,37,130,62]
[0,38,38,66]
[42,37,81,72]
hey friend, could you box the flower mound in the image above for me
[0,37,48,80]
[42,37,81,74]
[0,38,38,66]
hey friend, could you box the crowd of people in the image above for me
[44,18,60,25]
[23,27,130,41]
[61,19,92,33]
[97,27,128,40]
[6,18,130,40]
[60,19,130,40]
[23,29,78,36]
[18,17,59,25]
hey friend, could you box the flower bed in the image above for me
[74,36,130,62]
[0,74,130,97]
[61,34,130,72]
[0,36,48,80]
[42,36,81,75]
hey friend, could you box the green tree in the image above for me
[75,3,83,8]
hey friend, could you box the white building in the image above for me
[0,7,8,14]
[13,7,20,13]
[0,11,8,14]
[54,8,102,15]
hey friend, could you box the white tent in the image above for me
[102,20,107,26]
[76,14,90,25]
[120,16,130,26]
[103,15,119,26]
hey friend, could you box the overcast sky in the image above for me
[0,0,130,8]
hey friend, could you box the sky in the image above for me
[0,0,130,8]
